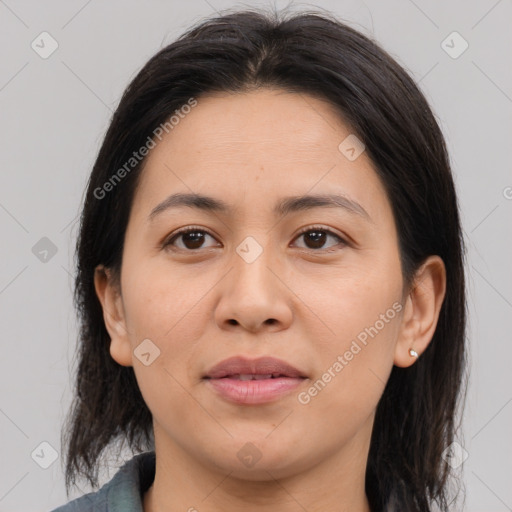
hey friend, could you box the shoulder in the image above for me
[50,490,106,512]
[49,451,156,512]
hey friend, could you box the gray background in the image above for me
[0,0,511,511]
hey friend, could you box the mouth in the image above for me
[213,373,296,380]
[203,356,307,405]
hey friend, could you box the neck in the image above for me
[143,420,373,512]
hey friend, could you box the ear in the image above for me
[94,265,133,367]
[394,255,446,368]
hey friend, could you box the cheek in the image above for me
[121,259,212,344]
[125,276,206,428]
[294,248,402,408]
[298,248,403,347]
[297,302,401,443]
[121,260,219,408]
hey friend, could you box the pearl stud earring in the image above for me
[409,348,419,358]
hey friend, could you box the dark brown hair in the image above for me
[63,7,468,511]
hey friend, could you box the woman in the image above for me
[52,7,467,512]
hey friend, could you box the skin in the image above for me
[94,88,446,512]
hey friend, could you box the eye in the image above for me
[292,225,347,252]
[163,226,219,251]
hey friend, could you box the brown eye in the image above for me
[293,227,346,251]
[165,228,219,251]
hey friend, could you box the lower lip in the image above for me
[205,377,305,405]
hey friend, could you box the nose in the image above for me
[214,239,293,334]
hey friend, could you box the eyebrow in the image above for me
[148,192,372,223]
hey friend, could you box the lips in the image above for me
[203,356,306,380]
[203,356,307,405]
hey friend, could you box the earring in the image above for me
[409,348,419,358]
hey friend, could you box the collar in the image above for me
[107,451,156,512]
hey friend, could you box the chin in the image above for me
[201,438,312,481]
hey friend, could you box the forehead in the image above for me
[131,89,391,226]
[156,89,354,160]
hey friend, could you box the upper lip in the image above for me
[203,356,306,379]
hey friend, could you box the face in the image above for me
[98,88,414,481]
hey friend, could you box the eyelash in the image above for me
[163,225,347,253]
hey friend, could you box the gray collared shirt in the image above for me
[50,451,156,512]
